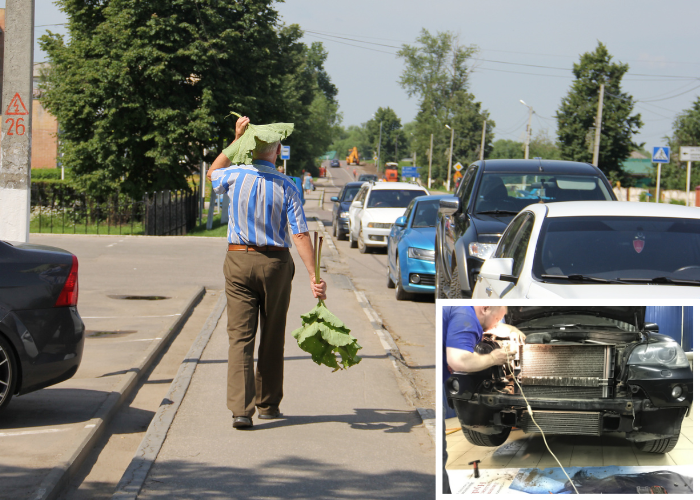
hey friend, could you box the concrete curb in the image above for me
[30,286,206,500]
[112,291,227,500]
[313,217,435,443]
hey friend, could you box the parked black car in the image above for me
[330,181,364,240]
[445,306,692,454]
[358,174,378,183]
[0,240,85,411]
[435,159,616,298]
[330,159,340,168]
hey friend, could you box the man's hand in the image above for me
[235,116,250,141]
[489,344,518,366]
[310,275,327,300]
[206,116,251,181]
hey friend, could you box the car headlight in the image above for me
[408,247,435,261]
[340,211,349,218]
[628,342,689,368]
[367,222,392,228]
[468,242,497,259]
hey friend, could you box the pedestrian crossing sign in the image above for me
[652,146,670,163]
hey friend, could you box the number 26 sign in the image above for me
[4,93,29,136]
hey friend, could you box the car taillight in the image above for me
[55,255,79,307]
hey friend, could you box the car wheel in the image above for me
[358,228,368,254]
[449,266,469,299]
[634,432,681,454]
[435,256,449,300]
[395,258,411,301]
[332,218,337,237]
[462,426,511,447]
[349,226,358,248]
[386,259,395,288]
[0,336,18,411]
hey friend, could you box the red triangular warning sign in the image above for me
[5,93,29,116]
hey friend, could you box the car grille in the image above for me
[522,410,602,436]
[417,274,435,286]
[520,344,613,398]
[369,223,392,229]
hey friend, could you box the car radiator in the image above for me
[521,410,603,436]
[519,344,614,399]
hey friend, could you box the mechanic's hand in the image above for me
[310,276,327,300]
[489,345,518,366]
[234,116,250,141]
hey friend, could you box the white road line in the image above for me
[82,314,182,319]
[0,428,69,437]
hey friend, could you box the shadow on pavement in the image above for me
[141,456,435,499]
[0,465,54,500]
[251,408,424,434]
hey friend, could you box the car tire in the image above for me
[634,432,681,454]
[349,225,358,248]
[462,426,511,447]
[358,228,368,254]
[395,258,411,301]
[386,259,395,288]
[449,266,469,299]
[435,255,449,300]
[0,335,18,411]
[332,219,337,237]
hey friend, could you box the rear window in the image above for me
[475,173,613,213]
[367,190,426,208]
[532,217,700,281]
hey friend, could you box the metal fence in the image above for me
[30,185,197,236]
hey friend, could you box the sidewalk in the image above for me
[132,221,435,499]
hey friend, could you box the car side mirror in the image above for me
[330,196,338,202]
[479,258,517,283]
[438,197,460,215]
[643,322,659,333]
[351,200,362,208]
[395,216,407,227]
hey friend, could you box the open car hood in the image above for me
[506,306,646,330]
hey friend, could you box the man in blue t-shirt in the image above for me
[441,306,515,494]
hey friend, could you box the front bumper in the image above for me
[337,217,349,233]
[403,257,436,293]
[363,227,391,247]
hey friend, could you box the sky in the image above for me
[9,0,700,154]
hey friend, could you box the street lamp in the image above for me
[445,124,454,192]
[520,100,533,160]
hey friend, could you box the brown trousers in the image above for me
[224,249,294,417]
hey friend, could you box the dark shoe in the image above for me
[258,410,282,420]
[233,416,253,428]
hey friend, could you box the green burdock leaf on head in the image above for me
[223,111,294,165]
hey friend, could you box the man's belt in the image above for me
[228,244,289,252]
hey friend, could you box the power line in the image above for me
[305,33,397,55]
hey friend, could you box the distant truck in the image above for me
[384,162,399,182]
[346,147,360,165]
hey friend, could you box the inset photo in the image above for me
[439,305,693,496]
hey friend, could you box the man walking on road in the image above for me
[208,115,327,429]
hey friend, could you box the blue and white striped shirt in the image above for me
[211,160,308,246]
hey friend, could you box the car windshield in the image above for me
[367,190,426,209]
[342,186,361,202]
[474,173,613,213]
[411,200,440,228]
[359,175,377,182]
[532,217,700,281]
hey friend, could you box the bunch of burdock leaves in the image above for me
[292,233,362,371]
[223,111,294,165]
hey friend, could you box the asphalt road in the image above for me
[311,160,437,411]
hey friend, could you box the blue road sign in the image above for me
[652,146,670,163]
[401,166,418,177]
[281,145,291,160]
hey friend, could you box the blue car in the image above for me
[330,181,364,240]
[386,194,450,300]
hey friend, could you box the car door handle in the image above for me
[485,286,493,297]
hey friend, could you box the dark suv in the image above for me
[435,159,616,298]
[445,306,693,454]
[330,181,364,240]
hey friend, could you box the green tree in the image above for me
[365,107,407,165]
[530,130,562,160]
[662,96,700,189]
[39,0,336,197]
[489,139,523,159]
[398,29,493,187]
[556,42,642,183]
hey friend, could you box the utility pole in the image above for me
[479,120,487,161]
[592,83,605,167]
[445,124,454,192]
[520,100,533,160]
[0,0,35,242]
[428,133,433,189]
[377,121,383,172]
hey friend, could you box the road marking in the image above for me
[0,428,68,437]
[82,314,182,319]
